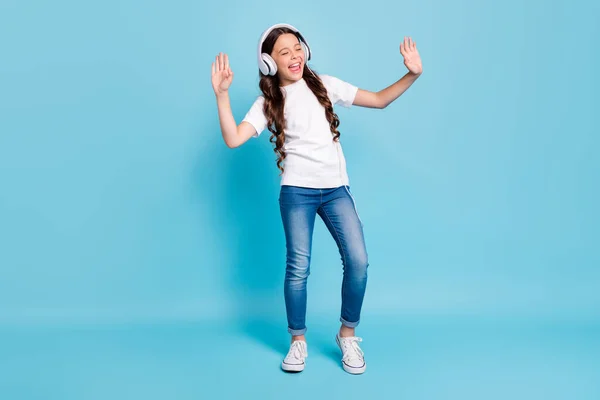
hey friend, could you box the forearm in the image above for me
[378,71,421,108]
[215,92,238,147]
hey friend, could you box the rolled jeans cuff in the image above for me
[340,317,360,328]
[288,326,307,335]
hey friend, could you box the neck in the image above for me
[280,77,303,87]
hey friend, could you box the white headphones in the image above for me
[257,23,312,76]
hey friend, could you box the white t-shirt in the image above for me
[242,74,358,189]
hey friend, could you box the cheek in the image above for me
[276,57,290,72]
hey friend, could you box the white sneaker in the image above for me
[281,340,308,372]
[335,333,366,374]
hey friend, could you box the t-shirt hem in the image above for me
[280,176,350,189]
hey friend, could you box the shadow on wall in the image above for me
[192,117,289,354]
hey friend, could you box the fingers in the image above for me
[215,53,222,71]
[214,52,233,74]
[400,37,417,55]
[212,52,233,83]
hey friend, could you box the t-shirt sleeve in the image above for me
[319,74,359,108]
[242,96,268,138]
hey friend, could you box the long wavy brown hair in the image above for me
[259,27,341,175]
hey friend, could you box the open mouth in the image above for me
[288,62,302,74]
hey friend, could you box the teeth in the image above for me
[290,63,300,68]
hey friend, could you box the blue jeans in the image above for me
[278,184,369,336]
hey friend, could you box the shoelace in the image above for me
[287,341,308,360]
[340,336,364,362]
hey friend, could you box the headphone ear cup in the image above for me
[258,54,268,75]
[301,42,311,61]
[261,53,277,76]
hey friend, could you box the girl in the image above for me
[211,23,422,374]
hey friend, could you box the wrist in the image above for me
[215,90,229,100]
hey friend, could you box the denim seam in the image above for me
[320,204,349,319]
[320,206,348,270]
[344,185,363,227]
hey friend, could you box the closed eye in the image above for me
[281,47,302,56]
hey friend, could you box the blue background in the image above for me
[1,0,598,398]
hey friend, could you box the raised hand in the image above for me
[212,52,234,95]
[400,37,422,76]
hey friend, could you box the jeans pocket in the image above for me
[279,185,302,205]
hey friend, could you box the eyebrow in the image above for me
[278,44,302,54]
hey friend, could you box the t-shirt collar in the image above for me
[280,77,305,93]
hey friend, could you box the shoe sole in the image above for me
[335,334,366,374]
[281,360,305,372]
